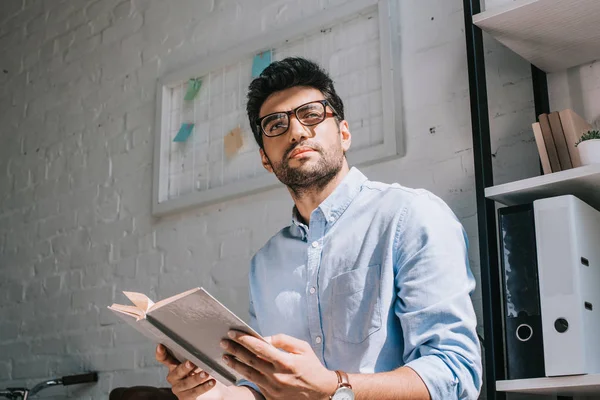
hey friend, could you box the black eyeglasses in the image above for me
[256,100,338,138]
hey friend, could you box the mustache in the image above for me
[284,143,322,160]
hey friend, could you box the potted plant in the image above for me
[575,129,600,165]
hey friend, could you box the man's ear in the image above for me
[260,148,274,173]
[339,120,351,153]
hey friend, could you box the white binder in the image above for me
[534,195,600,377]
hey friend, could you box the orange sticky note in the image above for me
[224,126,244,159]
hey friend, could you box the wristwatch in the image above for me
[330,370,355,400]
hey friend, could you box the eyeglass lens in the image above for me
[261,101,326,137]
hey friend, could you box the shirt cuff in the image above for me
[236,379,262,396]
[404,355,459,400]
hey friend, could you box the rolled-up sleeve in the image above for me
[394,192,482,399]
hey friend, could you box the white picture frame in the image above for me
[152,0,404,216]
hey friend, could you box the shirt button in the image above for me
[328,216,335,223]
[311,241,319,248]
[315,336,322,344]
[309,287,316,294]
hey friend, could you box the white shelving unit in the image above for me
[473,0,600,72]
[470,0,600,397]
[496,373,600,396]
[485,164,600,210]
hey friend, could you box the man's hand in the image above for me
[220,332,338,400]
[156,344,233,400]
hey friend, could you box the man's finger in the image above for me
[268,334,309,354]
[156,344,180,372]
[220,339,273,375]
[228,331,284,365]
[167,359,198,384]
[223,354,269,388]
[171,370,212,394]
[184,379,217,398]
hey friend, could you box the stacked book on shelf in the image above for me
[532,109,591,174]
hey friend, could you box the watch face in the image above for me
[332,387,355,400]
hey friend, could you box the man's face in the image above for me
[258,86,351,191]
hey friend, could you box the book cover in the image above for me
[559,109,592,168]
[108,287,264,385]
[548,111,573,170]
[538,113,562,172]
[532,122,552,175]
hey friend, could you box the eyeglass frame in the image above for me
[256,99,339,138]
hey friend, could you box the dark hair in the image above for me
[246,57,345,148]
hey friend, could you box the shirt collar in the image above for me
[290,167,368,228]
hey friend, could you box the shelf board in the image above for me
[485,164,600,210]
[497,373,600,396]
[473,0,600,72]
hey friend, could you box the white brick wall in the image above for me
[2,0,590,398]
[548,61,600,128]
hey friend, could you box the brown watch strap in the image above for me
[335,370,352,389]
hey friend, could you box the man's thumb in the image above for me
[268,334,308,354]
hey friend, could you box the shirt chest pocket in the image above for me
[330,264,382,344]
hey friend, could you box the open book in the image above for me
[108,287,263,385]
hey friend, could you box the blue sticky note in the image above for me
[173,123,194,142]
[252,50,272,78]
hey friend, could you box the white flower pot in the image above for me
[578,139,600,166]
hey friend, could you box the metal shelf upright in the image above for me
[462,0,551,398]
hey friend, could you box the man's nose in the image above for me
[288,115,312,142]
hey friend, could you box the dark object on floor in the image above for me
[109,386,177,400]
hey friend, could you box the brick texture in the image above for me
[2,0,588,398]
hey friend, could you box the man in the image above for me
[157,57,482,399]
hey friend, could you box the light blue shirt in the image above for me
[238,167,482,399]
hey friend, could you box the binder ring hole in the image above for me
[585,302,593,311]
[581,257,589,267]
[554,318,569,333]
[516,324,533,342]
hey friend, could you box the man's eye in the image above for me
[300,111,321,121]
[270,122,285,131]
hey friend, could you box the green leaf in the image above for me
[575,129,600,147]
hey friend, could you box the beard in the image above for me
[266,141,345,197]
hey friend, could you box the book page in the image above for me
[108,304,145,319]
[123,291,155,312]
